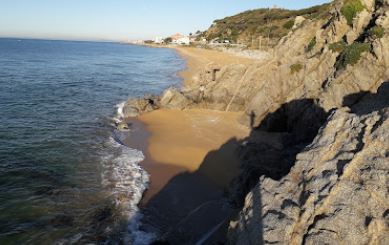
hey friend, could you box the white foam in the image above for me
[113,101,126,124]
[101,136,156,245]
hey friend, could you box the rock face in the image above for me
[223,1,389,243]
[160,88,191,109]
[228,85,389,244]
[123,1,389,243]
[124,0,389,122]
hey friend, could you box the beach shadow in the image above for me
[141,81,389,244]
[143,138,242,244]
[141,98,328,244]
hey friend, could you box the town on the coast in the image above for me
[128,32,233,47]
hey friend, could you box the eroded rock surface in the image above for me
[124,1,389,244]
[228,88,389,244]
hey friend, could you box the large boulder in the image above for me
[123,95,160,118]
[160,88,191,109]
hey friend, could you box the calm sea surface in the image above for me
[0,38,185,244]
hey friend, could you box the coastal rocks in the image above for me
[160,88,191,109]
[221,3,389,243]
[111,4,389,245]
[123,2,389,242]
[228,98,389,244]
[202,64,249,111]
[293,16,306,30]
[123,95,160,118]
[228,99,329,208]
[346,9,371,44]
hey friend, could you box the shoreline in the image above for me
[173,46,255,87]
[127,109,249,243]
[122,45,253,243]
[127,46,253,203]
[136,43,255,87]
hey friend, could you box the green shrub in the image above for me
[164,37,172,43]
[329,41,347,53]
[341,0,365,26]
[204,3,331,49]
[368,26,385,39]
[336,42,370,70]
[307,37,317,52]
[290,63,303,74]
[283,19,295,29]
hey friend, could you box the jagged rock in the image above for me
[124,1,389,244]
[228,104,389,244]
[346,9,371,44]
[123,96,159,117]
[293,16,306,29]
[124,0,388,122]
[160,88,191,109]
[123,104,140,117]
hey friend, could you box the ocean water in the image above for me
[0,38,185,244]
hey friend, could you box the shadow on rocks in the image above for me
[142,98,329,245]
[342,81,389,115]
[143,81,389,244]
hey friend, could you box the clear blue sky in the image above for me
[0,0,331,41]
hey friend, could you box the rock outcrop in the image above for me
[228,84,389,244]
[223,1,389,243]
[124,0,389,243]
[124,0,389,122]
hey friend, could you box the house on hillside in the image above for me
[170,33,190,45]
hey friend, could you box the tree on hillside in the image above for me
[164,37,173,43]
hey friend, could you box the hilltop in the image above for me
[202,3,331,48]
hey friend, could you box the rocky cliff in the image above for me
[228,84,389,244]
[125,0,389,124]
[125,0,389,243]
[202,3,331,49]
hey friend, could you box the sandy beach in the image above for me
[140,108,248,190]
[174,46,254,87]
[127,109,249,243]
[124,46,252,242]
[127,47,253,202]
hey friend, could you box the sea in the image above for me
[0,38,185,244]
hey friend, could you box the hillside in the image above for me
[124,0,389,243]
[203,3,332,49]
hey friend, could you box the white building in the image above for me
[154,36,164,44]
[171,33,190,45]
[176,36,190,45]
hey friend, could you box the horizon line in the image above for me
[0,36,125,43]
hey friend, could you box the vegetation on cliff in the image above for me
[340,0,365,25]
[126,0,389,242]
[335,42,371,70]
[290,63,303,74]
[203,3,331,48]
[306,37,317,52]
[368,25,385,38]
[329,40,347,53]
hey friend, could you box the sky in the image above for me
[0,0,331,41]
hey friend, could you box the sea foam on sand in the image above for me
[98,102,155,245]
